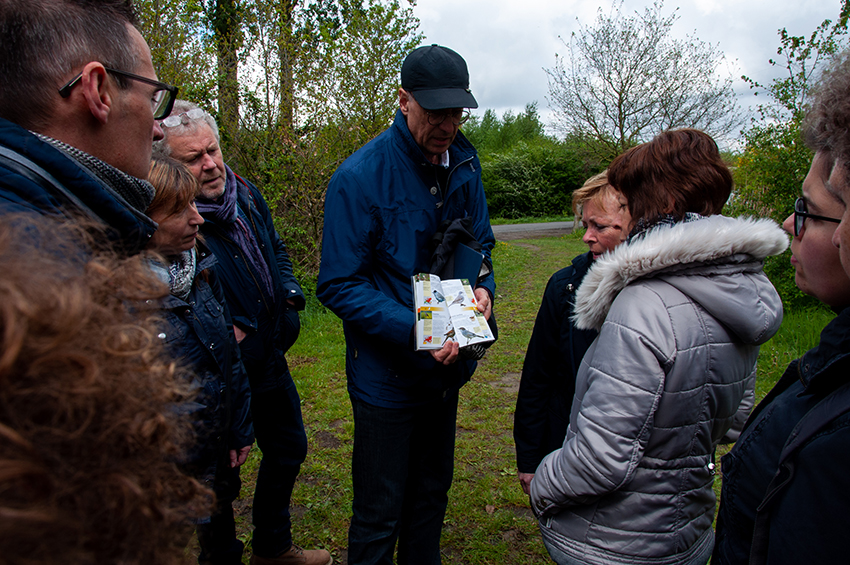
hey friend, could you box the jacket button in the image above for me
[430,186,437,195]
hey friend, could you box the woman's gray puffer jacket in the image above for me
[529,215,788,565]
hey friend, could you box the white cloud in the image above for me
[413,0,842,136]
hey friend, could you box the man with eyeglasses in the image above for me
[317,44,495,564]
[0,0,176,254]
[153,100,328,565]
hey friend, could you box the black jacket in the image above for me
[155,246,254,475]
[513,251,597,474]
[199,173,305,393]
[713,307,850,565]
[0,117,156,253]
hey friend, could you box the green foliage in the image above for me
[137,0,217,104]
[463,104,601,220]
[482,139,593,219]
[729,0,849,312]
[464,104,545,154]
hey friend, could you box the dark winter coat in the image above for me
[713,307,850,565]
[0,117,156,253]
[514,251,597,474]
[198,174,305,393]
[154,246,253,475]
[316,109,496,408]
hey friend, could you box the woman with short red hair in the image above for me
[530,129,788,565]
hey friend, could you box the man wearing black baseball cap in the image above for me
[317,45,495,564]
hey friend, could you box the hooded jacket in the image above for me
[530,215,787,565]
[317,109,495,408]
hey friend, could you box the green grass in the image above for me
[225,232,827,564]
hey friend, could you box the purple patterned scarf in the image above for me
[196,166,275,299]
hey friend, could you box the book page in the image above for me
[439,278,494,347]
[413,273,453,350]
[412,274,494,350]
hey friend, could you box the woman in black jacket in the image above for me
[713,51,850,564]
[146,157,254,565]
[513,171,630,494]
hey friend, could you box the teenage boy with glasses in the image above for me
[0,0,173,254]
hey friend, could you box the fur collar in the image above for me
[572,215,789,331]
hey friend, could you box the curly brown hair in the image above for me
[607,128,732,223]
[0,214,212,564]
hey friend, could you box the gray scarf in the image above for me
[34,133,155,213]
[149,249,197,301]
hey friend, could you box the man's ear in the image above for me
[79,62,113,124]
[398,88,410,116]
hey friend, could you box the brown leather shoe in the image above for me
[250,544,332,565]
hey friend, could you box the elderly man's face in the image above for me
[165,123,227,201]
[827,161,850,280]
[399,89,461,165]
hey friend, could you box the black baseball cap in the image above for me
[401,44,478,110]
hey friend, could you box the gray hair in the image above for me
[0,0,140,131]
[805,49,850,165]
[152,99,220,159]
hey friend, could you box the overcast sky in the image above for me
[413,0,842,137]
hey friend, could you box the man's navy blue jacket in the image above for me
[317,110,496,408]
[198,173,305,393]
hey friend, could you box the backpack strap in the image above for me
[0,145,95,219]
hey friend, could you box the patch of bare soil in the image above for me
[491,372,521,393]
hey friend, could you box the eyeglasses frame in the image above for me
[160,108,206,128]
[58,67,178,120]
[794,196,842,237]
[425,108,471,127]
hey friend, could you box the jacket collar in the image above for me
[572,215,789,331]
[799,307,850,391]
[390,109,477,169]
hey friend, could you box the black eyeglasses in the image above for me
[425,108,471,127]
[793,196,842,236]
[58,67,178,120]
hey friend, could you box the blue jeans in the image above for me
[251,375,308,558]
[348,390,459,565]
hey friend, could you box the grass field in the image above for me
[221,232,833,564]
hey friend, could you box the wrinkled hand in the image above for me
[474,287,492,320]
[230,445,251,468]
[430,340,460,365]
[519,472,534,495]
[233,325,247,343]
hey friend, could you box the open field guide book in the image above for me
[412,273,494,351]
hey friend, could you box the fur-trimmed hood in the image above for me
[573,215,789,335]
